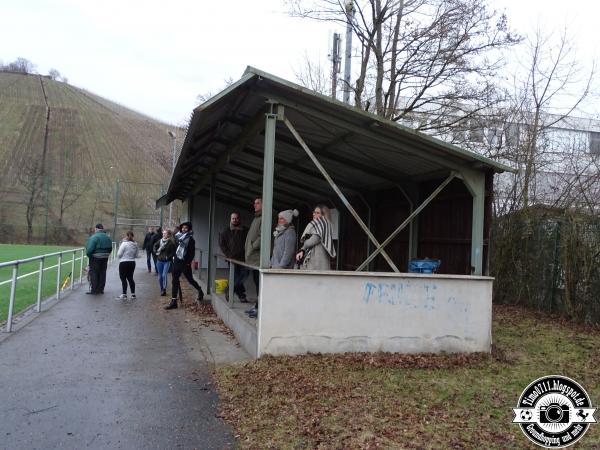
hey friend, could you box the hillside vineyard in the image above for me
[0,72,181,244]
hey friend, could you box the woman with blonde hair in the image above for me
[295,204,336,270]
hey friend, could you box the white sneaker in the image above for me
[131,293,136,299]
[117,294,127,300]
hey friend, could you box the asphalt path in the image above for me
[0,258,235,450]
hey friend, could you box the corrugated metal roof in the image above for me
[157,66,512,208]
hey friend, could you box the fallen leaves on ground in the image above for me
[213,305,600,449]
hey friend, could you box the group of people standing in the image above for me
[219,197,336,318]
[83,196,335,316]
[85,222,204,308]
[143,223,204,310]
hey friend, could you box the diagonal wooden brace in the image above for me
[283,117,400,273]
[355,172,457,271]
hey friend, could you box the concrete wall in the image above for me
[191,195,254,269]
[257,270,492,356]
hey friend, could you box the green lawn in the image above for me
[0,244,86,323]
[214,305,600,449]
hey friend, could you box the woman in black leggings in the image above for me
[116,231,138,300]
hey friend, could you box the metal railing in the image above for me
[215,254,258,306]
[0,242,118,332]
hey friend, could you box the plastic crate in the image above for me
[408,259,441,274]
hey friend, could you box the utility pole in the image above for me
[343,0,354,104]
[168,130,177,227]
[112,178,120,240]
[43,176,50,244]
[330,33,342,99]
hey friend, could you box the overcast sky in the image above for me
[1,0,597,125]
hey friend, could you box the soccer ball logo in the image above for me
[521,410,533,421]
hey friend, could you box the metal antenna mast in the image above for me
[330,32,342,99]
[343,0,354,104]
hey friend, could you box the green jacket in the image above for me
[86,231,113,258]
[244,213,262,267]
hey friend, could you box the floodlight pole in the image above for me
[168,131,177,227]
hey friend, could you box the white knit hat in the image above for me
[278,209,299,224]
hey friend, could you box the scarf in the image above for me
[301,217,336,263]
[273,223,292,238]
[157,237,169,255]
[175,231,192,260]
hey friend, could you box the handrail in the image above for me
[2,242,118,332]
[0,249,83,269]
[215,254,258,270]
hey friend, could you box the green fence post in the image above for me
[550,220,561,313]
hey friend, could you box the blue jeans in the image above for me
[156,260,171,291]
[233,265,248,299]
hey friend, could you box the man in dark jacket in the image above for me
[165,222,204,310]
[219,212,249,302]
[142,227,156,273]
[85,224,113,295]
[150,227,162,274]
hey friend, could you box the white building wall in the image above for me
[257,270,493,356]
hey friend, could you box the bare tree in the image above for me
[288,0,519,132]
[1,57,37,74]
[196,77,235,104]
[57,177,91,227]
[493,27,596,215]
[18,160,45,243]
[48,68,62,80]
[293,52,331,95]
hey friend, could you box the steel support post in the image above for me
[228,262,235,305]
[70,251,75,290]
[461,171,485,275]
[36,258,44,312]
[260,109,278,269]
[207,174,216,295]
[356,173,456,271]
[6,264,18,332]
[396,184,419,263]
[79,249,84,284]
[56,254,62,299]
[283,117,400,272]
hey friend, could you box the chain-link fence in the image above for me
[0,176,179,246]
[491,209,600,324]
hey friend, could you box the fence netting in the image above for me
[491,209,600,325]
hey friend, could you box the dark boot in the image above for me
[160,290,166,296]
[196,290,204,303]
[164,298,178,310]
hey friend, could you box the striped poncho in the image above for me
[300,217,336,266]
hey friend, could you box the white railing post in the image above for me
[70,251,75,290]
[6,264,18,332]
[36,258,44,312]
[79,249,84,284]
[56,254,62,299]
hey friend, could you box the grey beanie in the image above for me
[278,209,299,224]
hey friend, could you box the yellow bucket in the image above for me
[214,279,229,294]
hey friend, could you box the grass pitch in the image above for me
[0,244,85,323]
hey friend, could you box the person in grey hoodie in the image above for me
[116,231,138,300]
[271,209,298,269]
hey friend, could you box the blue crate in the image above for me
[408,259,441,274]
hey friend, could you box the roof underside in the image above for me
[158,67,511,210]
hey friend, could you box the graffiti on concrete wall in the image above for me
[362,280,469,313]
